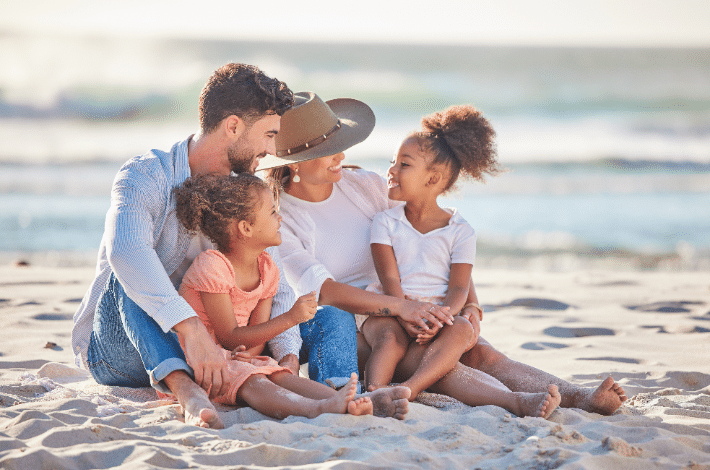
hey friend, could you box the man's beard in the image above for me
[227,139,265,174]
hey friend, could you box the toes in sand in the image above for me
[364,385,411,420]
[586,376,627,415]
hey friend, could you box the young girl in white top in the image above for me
[174,174,375,419]
[361,105,561,418]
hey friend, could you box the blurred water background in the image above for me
[1,34,709,270]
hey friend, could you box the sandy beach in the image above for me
[1,264,709,469]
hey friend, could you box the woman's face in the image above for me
[292,152,345,186]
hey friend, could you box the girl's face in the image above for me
[291,152,345,186]
[250,188,283,247]
[387,137,435,202]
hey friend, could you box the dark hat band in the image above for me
[276,120,342,157]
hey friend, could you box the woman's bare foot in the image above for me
[367,384,389,392]
[347,396,373,416]
[513,384,561,419]
[580,376,627,415]
[165,371,224,429]
[361,386,411,419]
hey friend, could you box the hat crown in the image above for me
[276,92,340,154]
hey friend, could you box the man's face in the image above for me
[227,113,281,174]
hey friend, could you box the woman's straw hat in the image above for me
[256,91,375,170]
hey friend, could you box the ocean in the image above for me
[1,34,709,270]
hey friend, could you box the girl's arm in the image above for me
[441,263,473,316]
[371,243,405,299]
[199,291,317,352]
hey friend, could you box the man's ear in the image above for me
[224,115,247,139]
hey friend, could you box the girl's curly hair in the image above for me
[174,173,269,252]
[412,104,500,193]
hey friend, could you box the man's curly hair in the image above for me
[199,63,294,134]
[174,173,270,253]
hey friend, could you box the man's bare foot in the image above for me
[581,376,627,415]
[347,396,373,416]
[165,371,224,429]
[361,386,411,420]
[513,384,561,419]
[367,384,389,392]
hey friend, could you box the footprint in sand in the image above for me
[543,326,615,338]
[577,357,644,364]
[625,301,705,313]
[32,313,73,321]
[521,342,570,350]
[492,298,573,311]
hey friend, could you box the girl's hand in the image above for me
[416,323,441,344]
[230,345,252,362]
[286,291,318,324]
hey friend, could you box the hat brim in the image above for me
[256,98,375,171]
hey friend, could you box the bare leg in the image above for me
[163,370,224,429]
[270,371,373,416]
[396,354,560,419]
[361,317,409,391]
[397,317,474,398]
[238,373,363,419]
[460,337,627,415]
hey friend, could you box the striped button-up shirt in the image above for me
[71,136,300,369]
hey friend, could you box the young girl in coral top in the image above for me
[360,105,561,418]
[174,173,373,419]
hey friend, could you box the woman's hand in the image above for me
[399,299,453,332]
[286,291,318,325]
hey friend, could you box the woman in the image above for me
[261,92,627,415]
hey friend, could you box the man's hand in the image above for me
[278,353,300,376]
[173,317,229,399]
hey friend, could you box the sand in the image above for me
[1,264,709,469]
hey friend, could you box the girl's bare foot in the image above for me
[581,376,627,415]
[347,396,373,416]
[361,386,411,419]
[514,384,561,419]
[312,373,360,417]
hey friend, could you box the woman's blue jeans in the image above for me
[87,273,358,392]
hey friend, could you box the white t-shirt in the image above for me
[279,184,379,290]
[370,205,476,298]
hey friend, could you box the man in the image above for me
[72,64,327,428]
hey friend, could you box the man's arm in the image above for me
[266,246,301,373]
[106,164,228,397]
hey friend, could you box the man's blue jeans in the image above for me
[87,273,358,392]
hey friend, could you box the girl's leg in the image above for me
[361,317,409,391]
[237,373,363,419]
[396,347,561,418]
[395,316,475,398]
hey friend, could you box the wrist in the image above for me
[171,315,201,335]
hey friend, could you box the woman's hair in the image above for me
[412,105,499,193]
[174,173,269,252]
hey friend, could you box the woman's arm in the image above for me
[319,278,451,331]
[200,291,317,352]
[371,243,405,299]
[459,278,482,344]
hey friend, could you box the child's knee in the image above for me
[449,316,475,341]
